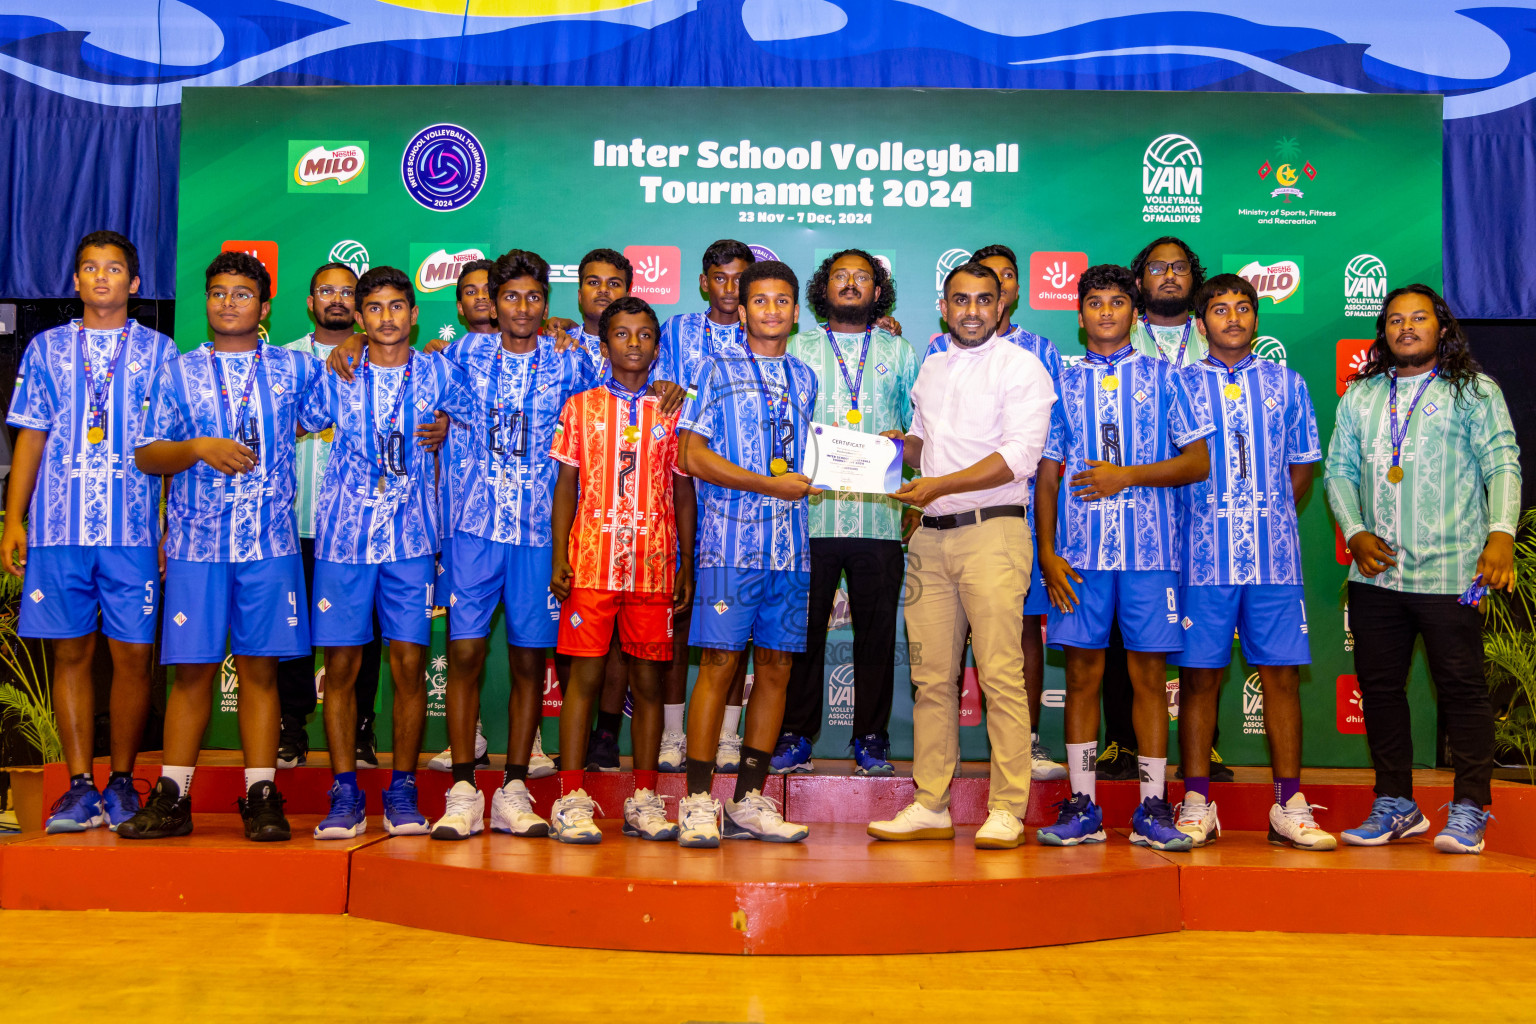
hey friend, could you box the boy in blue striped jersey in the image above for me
[3,231,177,833]
[1034,264,1213,852]
[1171,274,1333,851]
[123,251,322,842]
[300,266,479,839]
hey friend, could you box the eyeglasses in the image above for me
[314,286,355,300]
[830,270,874,286]
[207,288,258,307]
[1145,260,1192,277]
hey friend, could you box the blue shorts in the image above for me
[161,554,309,663]
[1170,584,1311,668]
[447,533,559,646]
[312,555,437,647]
[19,545,159,644]
[1046,569,1182,653]
[1021,540,1050,617]
[689,566,812,653]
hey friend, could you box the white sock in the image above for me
[161,765,195,799]
[1138,756,1166,803]
[721,705,742,737]
[245,767,277,791]
[664,703,686,734]
[1066,742,1097,803]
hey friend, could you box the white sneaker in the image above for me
[658,730,687,772]
[623,788,678,841]
[1175,794,1221,847]
[677,792,722,848]
[430,781,485,841]
[975,808,1026,850]
[490,779,550,837]
[1031,741,1067,782]
[427,720,489,773]
[1268,793,1337,851]
[724,790,809,843]
[867,801,955,841]
[715,732,742,773]
[550,789,603,844]
[528,731,556,780]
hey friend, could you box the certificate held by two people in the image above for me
[802,421,905,494]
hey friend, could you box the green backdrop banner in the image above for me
[177,85,1443,768]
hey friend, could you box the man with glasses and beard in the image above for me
[1327,284,1519,855]
[777,250,918,777]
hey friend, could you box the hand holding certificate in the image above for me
[803,421,905,494]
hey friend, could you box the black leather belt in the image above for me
[920,505,1027,531]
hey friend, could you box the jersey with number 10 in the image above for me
[1177,357,1320,586]
[1043,348,1214,572]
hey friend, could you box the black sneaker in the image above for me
[1175,747,1237,782]
[1095,741,1139,781]
[116,778,193,840]
[277,718,308,769]
[585,727,621,772]
[239,781,292,842]
[355,714,379,769]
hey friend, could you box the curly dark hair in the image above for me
[355,265,414,310]
[205,250,271,304]
[738,260,799,305]
[701,239,755,274]
[488,249,550,300]
[579,247,633,289]
[1076,264,1139,311]
[1352,283,1488,401]
[805,248,895,325]
[970,243,1018,271]
[1129,236,1206,314]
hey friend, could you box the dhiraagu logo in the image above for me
[288,141,369,193]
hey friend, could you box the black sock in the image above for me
[451,762,476,786]
[734,746,771,802]
[685,757,714,797]
[71,772,92,787]
[503,763,528,786]
[109,771,133,784]
[595,710,621,736]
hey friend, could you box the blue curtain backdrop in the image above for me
[2,1,1534,316]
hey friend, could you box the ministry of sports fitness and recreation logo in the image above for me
[1224,255,1304,315]
[412,244,488,295]
[1253,335,1288,367]
[401,124,487,211]
[826,663,856,726]
[289,141,368,193]
[1256,136,1316,204]
[1141,133,1203,224]
[1344,254,1388,318]
[1242,672,1265,736]
[328,239,369,277]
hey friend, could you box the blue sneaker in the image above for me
[382,777,430,836]
[852,734,895,777]
[102,775,143,832]
[1131,795,1194,851]
[45,779,107,834]
[1036,793,1106,847]
[1341,795,1431,846]
[1434,800,1493,855]
[313,780,367,840]
[769,733,814,774]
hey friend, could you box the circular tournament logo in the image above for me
[401,124,487,211]
[749,243,779,262]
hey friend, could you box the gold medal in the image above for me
[1387,465,1404,484]
[1100,375,1119,392]
[1223,383,1242,401]
[770,457,789,476]
[86,426,105,445]
[320,427,335,444]
[622,425,641,445]
[846,408,863,425]
[376,477,388,495]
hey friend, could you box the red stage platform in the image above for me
[7,761,1536,951]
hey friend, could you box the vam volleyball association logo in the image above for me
[401,124,487,211]
[1141,133,1203,224]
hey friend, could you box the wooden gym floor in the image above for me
[4,909,1535,1023]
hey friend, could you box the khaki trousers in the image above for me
[905,514,1032,816]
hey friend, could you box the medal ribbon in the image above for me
[824,327,871,423]
[1388,366,1440,475]
[1140,315,1192,366]
[205,340,265,445]
[493,342,538,464]
[1083,343,1136,373]
[1205,353,1257,398]
[364,348,414,491]
[77,320,131,442]
[746,349,801,473]
[604,378,646,428]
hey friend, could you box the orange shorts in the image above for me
[556,587,674,661]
